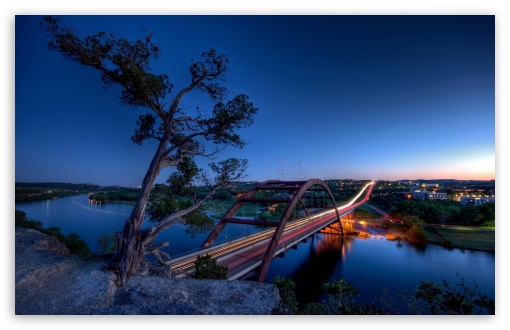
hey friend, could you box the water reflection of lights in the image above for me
[314,232,355,259]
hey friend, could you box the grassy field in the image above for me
[353,205,381,219]
[423,227,445,245]
[425,226,495,252]
[365,223,495,252]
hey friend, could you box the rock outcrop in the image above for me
[15,227,280,315]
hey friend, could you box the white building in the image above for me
[400,190,447,200]
[429,192,447,200]
[460,196,495,206]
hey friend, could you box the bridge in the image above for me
[170,179,375,282]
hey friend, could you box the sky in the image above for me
[14,14,496,187]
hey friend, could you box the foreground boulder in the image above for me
[15,227,280,315]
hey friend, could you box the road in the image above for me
[170,181,375,279]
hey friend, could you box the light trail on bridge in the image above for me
[170,181,375,279]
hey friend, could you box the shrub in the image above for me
[271,276,300,315]
[97,233,118,254]
[15,210,43,230]
[270,275,494,315]
[15,210,90,256]
[193,254,227,279]
[415,274,495,315]
[64,232,91,256]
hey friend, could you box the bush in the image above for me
[400,215,426,243]
[63,232,91,256]
[415,274,495,315]
[270,275,494,315]
[97,233,118,254]
[15,210,43,230]
[15,210,90,256]
[271,276,300,314]
[193,254,227,279]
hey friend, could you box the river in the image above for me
[15,194,495,306]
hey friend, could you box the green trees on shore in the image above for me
[272,275,494,315]
[15,210,91,256]
[400,215,427,243]
[372,195,495,227]
[89,190,139,204]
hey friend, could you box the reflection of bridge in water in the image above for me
[170,179,375,282]
[288,231,357,304]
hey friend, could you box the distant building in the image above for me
[429,192,448,200]
[397,180,414,185]
[411,183,439,189]
[400,190,447,200]
[460,196,495,206]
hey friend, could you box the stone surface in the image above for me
[15,227,280,315]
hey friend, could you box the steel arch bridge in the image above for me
[201,179,342,281]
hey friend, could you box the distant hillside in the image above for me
[397,179,495,184]
[15,182,133,203]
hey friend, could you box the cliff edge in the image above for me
[15,227,280,315]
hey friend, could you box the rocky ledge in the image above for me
[15,227,280,315]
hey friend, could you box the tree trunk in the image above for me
[110,137,168,286]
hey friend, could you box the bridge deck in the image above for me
[169,182,374,280]
[170,205,359,278]
[221,206,358,280]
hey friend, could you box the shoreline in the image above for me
[351,225,495,253]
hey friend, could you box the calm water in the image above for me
[264,233,495,305]
[16,194,495,305]
[15,194,261,255]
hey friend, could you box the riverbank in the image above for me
[352,220,495,252]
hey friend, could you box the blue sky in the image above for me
[15,15,495,187]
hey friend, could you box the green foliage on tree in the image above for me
[89,189,140,203]
[455,203,495,227]
[89,192,108,203]
[400,215,426,243]
[65,233,92,256]
[271,276,300,315]
[212,188,235,201]
[15,182,103,202]
[271,275,494,315]
[193,254,227,280]
[15,210,43,230]
[415,274,495,315]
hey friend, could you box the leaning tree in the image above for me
[41,16,258,286]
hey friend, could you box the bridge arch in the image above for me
[201,179,342,281]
